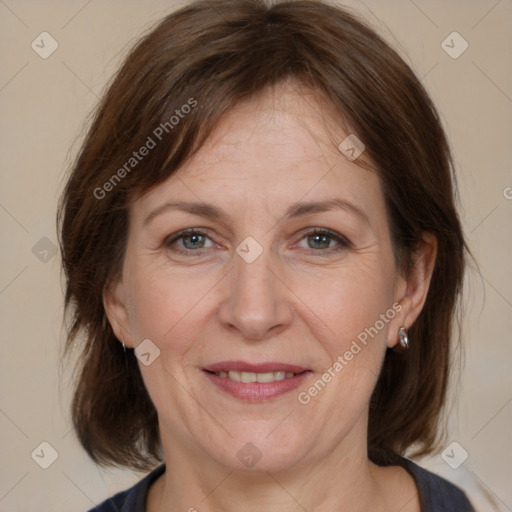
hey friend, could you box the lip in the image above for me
[202,360,312,402]
[203,360,309,373]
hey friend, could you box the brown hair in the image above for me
[58,0,467,470]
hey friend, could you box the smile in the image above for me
[202,361,312,402]
[212,370,297,382]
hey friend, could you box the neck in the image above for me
[149,419,391,512]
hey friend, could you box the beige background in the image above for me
[0,0,511,511]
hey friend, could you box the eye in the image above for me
[296,228,351,253]
[164,229,216,254]
[163,227,350,256]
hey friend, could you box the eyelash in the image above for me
[164,228,351,256]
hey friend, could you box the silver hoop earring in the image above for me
[398,326,409,349]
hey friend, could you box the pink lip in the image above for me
[202,361,312,402]
[204,360,309,373]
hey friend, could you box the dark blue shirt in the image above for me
[87,457,475,511]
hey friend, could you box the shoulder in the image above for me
[398,457,475,512]
[85,465,166,512]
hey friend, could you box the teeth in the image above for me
[215,371,297,382]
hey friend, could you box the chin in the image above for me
[209,425,310,474]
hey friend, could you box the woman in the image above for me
[58,0,475,510]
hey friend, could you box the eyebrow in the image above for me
[143,198,370,227]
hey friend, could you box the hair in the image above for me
[58,0,467,471]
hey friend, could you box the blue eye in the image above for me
[164,228,350,256]
[298,229,350,253]
[165,229,213,254]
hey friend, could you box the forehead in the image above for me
[182,83,354,175]
[133,83,383,220]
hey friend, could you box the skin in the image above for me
[104,81,437,512]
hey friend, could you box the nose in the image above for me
[217,247,294,340]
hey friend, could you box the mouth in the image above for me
[202,361,312,402]
[206,370,300,383]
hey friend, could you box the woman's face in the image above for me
[106,83,417,473]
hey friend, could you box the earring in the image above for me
[122,341,127,352]
[398,326,409,349]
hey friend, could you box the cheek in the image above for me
[291,270,396,430]
[124,260,216,351]
[292,263,396,357]
[124,264,215,411]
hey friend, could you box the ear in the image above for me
[103,278,135,349]
[387,233,438,348]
